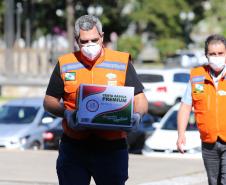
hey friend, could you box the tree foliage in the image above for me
[126,0,206,58]
[156,38,184,58]
[10,0,130,42]
[130,0,205,39]
[0,1,5,36]
[203,0,226,37]
[2,0,226,60]
[117,34,143,60]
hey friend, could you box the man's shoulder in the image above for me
[104,48,130,56]
[58,51,81,63]
[190,66,209,81]
[191,65,207,73]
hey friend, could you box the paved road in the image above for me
[0,149,207,185]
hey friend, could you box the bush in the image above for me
[117,35,143,60]
[156,38,184,59]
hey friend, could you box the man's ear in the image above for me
[101,32,104,42]
[75,38,79,45]
[74,39,80,51]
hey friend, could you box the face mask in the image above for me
[208,56,226,72]
[81,42,101,61]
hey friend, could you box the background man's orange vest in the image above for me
[58,48,130,140]
[191,66,226,143]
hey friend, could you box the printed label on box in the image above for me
[77,84,134,127]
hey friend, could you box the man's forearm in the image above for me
[177,103,192,136]
[43,95,65,118]
[134,93,148,116]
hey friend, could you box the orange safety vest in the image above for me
[191,66,226,143]
[58,48,130,140]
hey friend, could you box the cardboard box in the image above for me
[76,84,134,130]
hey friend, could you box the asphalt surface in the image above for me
[0,149,207,185]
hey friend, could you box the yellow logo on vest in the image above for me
[106,73,117,86]
[194,84,204,93]
[65,72,76,81]
[218,90,226,96]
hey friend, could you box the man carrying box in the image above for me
[43,14,148,185]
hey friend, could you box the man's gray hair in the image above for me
[74,15,103,39]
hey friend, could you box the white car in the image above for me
[164,50,208,68]
[136,68,190,116]
[142,103,201,157]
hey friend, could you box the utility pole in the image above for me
[66,0,75,51]
[4,0,15,76]
[16,2,23,41]
[24,0,31,47]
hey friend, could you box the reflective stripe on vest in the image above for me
[61,62,85,73]
[95,61,127,71]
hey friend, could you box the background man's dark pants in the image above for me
[202,138,226,185]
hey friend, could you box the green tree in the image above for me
[129,0,205,57]
[76,0,130,42]
[156,38,184,59]
[0,1,4,37]
[117,35,143,60]
[12,0,130,44]
[203,0,226,37]
[130,0,187,37]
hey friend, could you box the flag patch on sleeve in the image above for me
[194,84,204,93]
[65,72,76,81]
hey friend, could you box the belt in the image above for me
[61,134,127,151]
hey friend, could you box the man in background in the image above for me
[177,34,226,185]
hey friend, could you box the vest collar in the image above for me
[207,66,226,82]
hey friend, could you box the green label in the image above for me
[92,101,132,125]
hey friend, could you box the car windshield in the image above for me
[162,110,197,131]
[138,74,164,83]
[173,73,190,83]
[0,105,40,124]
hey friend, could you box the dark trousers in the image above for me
[56,139,128,185]
[202,138,226,185]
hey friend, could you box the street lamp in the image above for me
[179,11,195,47]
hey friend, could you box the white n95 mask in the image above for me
[81,43,101,61]
[208,56,226,72]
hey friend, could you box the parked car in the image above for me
[127,113,160,154]
[164,50,208,68]
[43,118,63,150]
[0,97,59,150]
[136,68,190,116]
[43,113,160,154]
[142,103,201,156]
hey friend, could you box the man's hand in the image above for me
[176,134,186,154]
[131,112,142,130]
[64,109,78,130]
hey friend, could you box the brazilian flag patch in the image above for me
[194,84,204,93]
[65,72,76,81]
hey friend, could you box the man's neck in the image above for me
[210,67,224,77]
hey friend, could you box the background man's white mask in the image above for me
[208,56,226,72]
